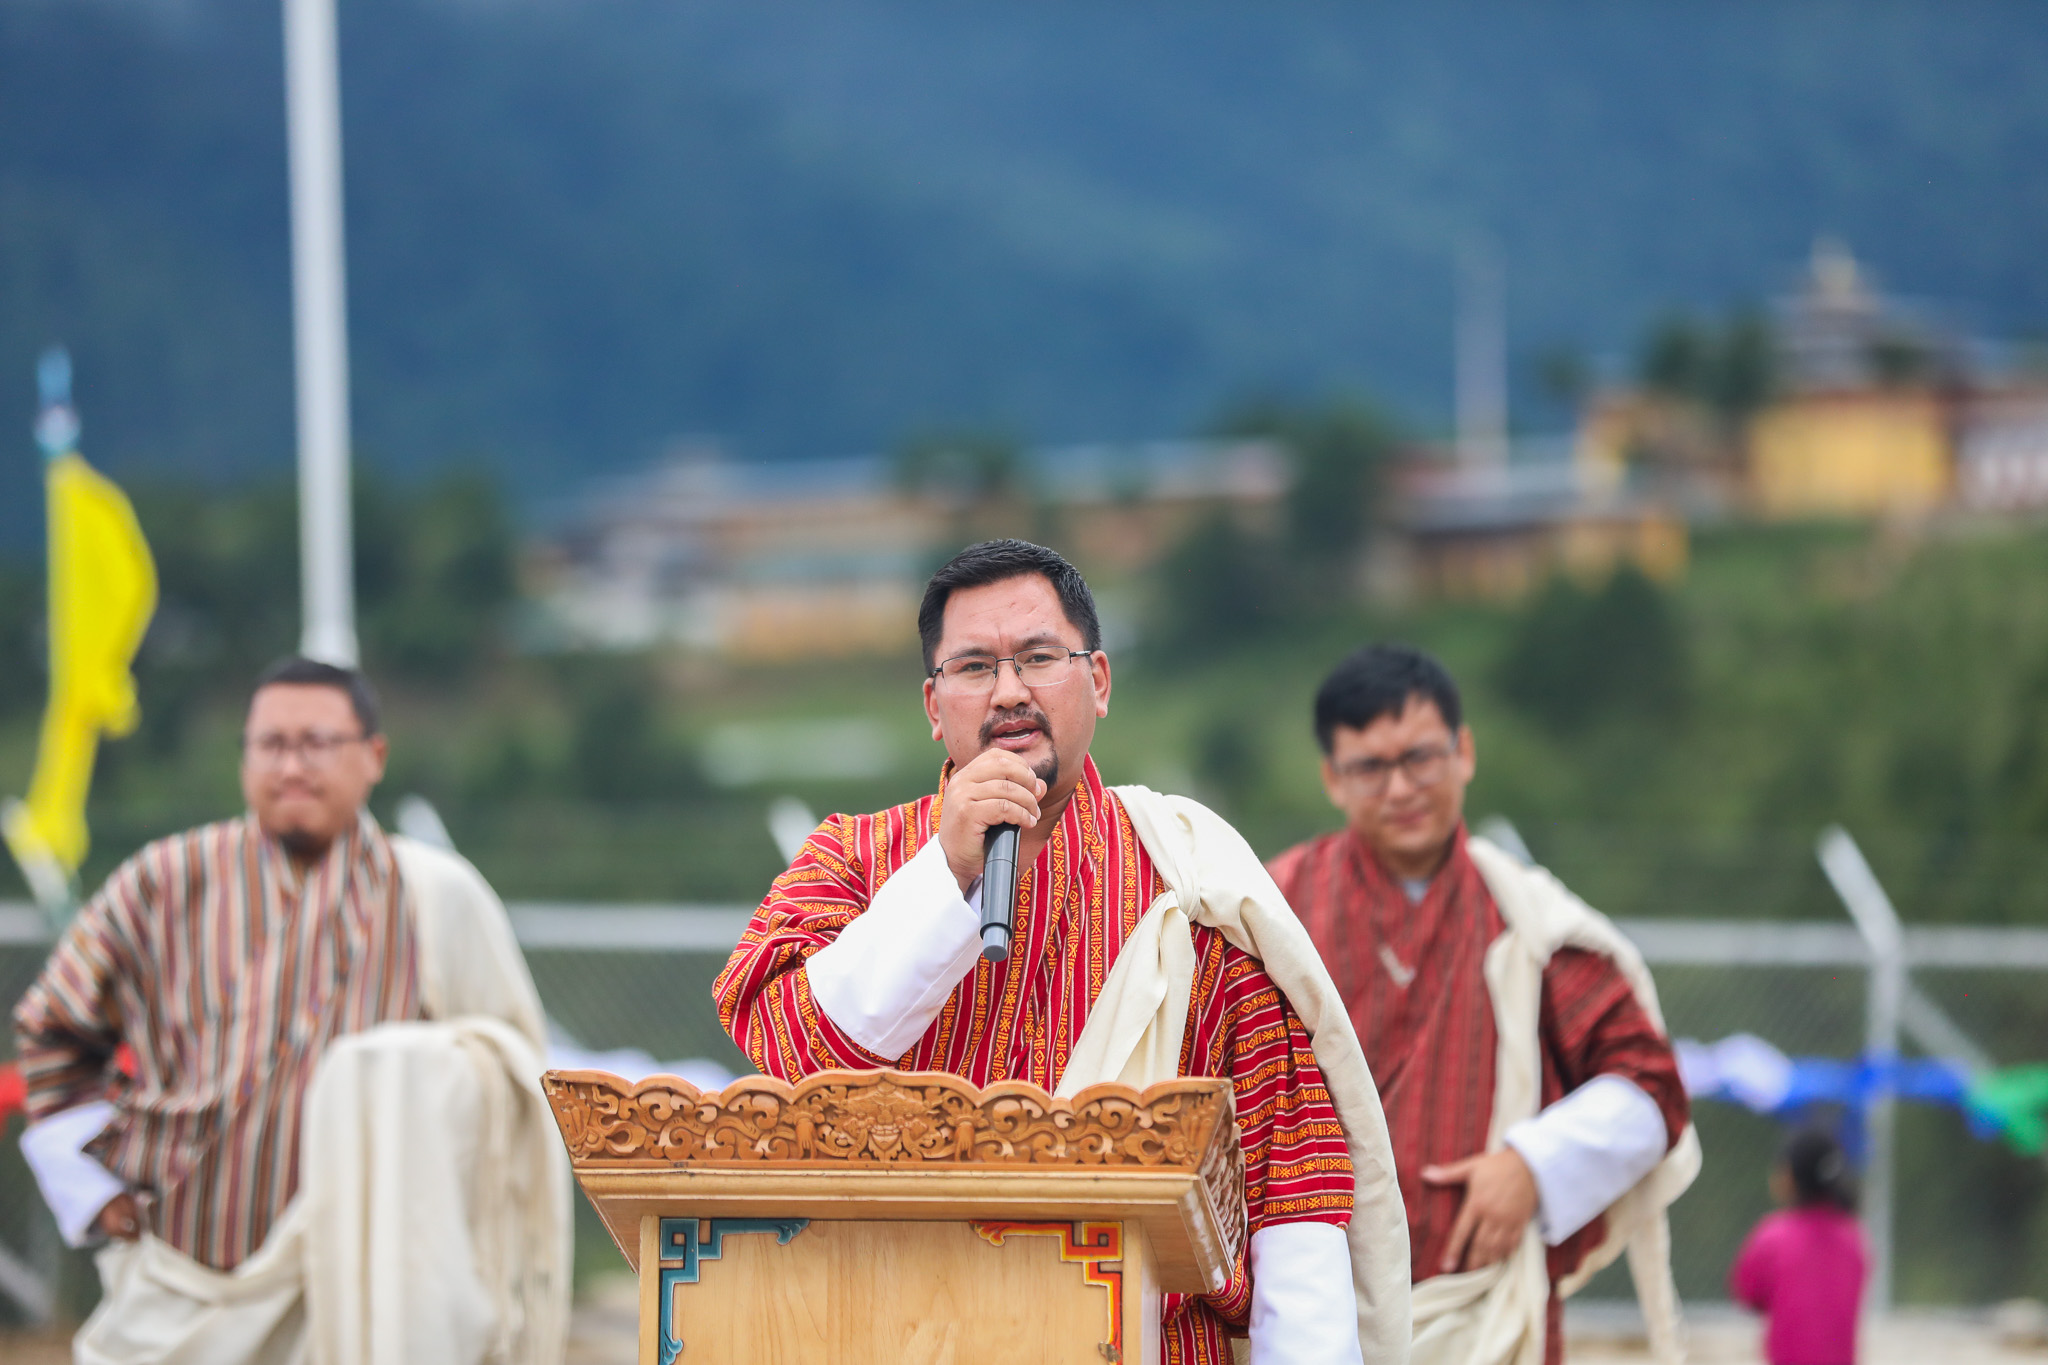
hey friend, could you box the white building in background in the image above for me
[1956,391,2048,512]
[527,438,1286,660]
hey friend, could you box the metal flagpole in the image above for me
[1817,825,1904,1316]
[1456,236,1508,475]
[283,0,359,666]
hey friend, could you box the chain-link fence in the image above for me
[1637,961,1867,1303]
[7,897,2048,1327]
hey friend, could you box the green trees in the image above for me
[1640,310,1777,430]
[1266,403,1401,570]
[1151,509,1286,648]
[0,563,41,722]
[50,468,515,797]
[356,471,518,679]
[124,468,517,690]
[24,1,2048,523]
[1150,398,1401,648]
[1496,568,1690,737]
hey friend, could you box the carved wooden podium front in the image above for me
[542,1069,1246,1365]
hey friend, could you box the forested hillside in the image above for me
[4,465,2045,938]
[5,0,2048,548]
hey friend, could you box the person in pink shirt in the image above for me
[1731,1126,1869,1365]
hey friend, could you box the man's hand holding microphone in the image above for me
[939,751,1047,961]
[937,750,1046,893]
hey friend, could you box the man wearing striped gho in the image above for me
[13,658,570,1365]
[716,540,1412,1365]
[1267,646,1700,1365]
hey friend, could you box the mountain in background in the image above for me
[4,0,2047,548]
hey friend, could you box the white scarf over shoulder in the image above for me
[362,836,572,1365]
[1406,836,1701,1365]
[1055,786,1413,1365]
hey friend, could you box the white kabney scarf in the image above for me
[1055,787,1413,1365]
[1407,836,1701,1365]
[72,835,572,1365]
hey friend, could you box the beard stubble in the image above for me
[980,704,1060,790]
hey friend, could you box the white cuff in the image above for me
[806,837,984,1058]
[1248,1221,1363,1365]
[1504,1074,1668,1245]
[19,1100,126,1248]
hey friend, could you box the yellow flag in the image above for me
[2,451,158,885]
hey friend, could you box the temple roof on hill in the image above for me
[1775,239,1970,393]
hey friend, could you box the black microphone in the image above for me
[979,823,1021,962]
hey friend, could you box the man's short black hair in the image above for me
[1313,643,1462,753]
[917,539,1102,672]
[251,656,381,736]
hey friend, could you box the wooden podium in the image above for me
[542,1068,1246,1365]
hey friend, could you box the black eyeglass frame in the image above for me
[927,646,1099,683]
[1329,741,1459,795]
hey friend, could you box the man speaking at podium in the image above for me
[717,540,1410,1364]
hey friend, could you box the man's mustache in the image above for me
[979,705,1051,750]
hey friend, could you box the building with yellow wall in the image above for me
[1747,390,1950,519]
[1572,243,1968,524]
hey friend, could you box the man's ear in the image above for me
[1319,756,1346,812]
[366,734,390,783]
[922,676,944,742]
[1091,650,1112,719]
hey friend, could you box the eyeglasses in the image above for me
[243,730,368,768]
[930,646,1095,692]
[1332,743,1456,797]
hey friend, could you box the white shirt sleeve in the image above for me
[18,1100,126,1248]
[1247,1221,1364,1365]
[804,836,985,1058]
[1503,1073,1670,1245]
